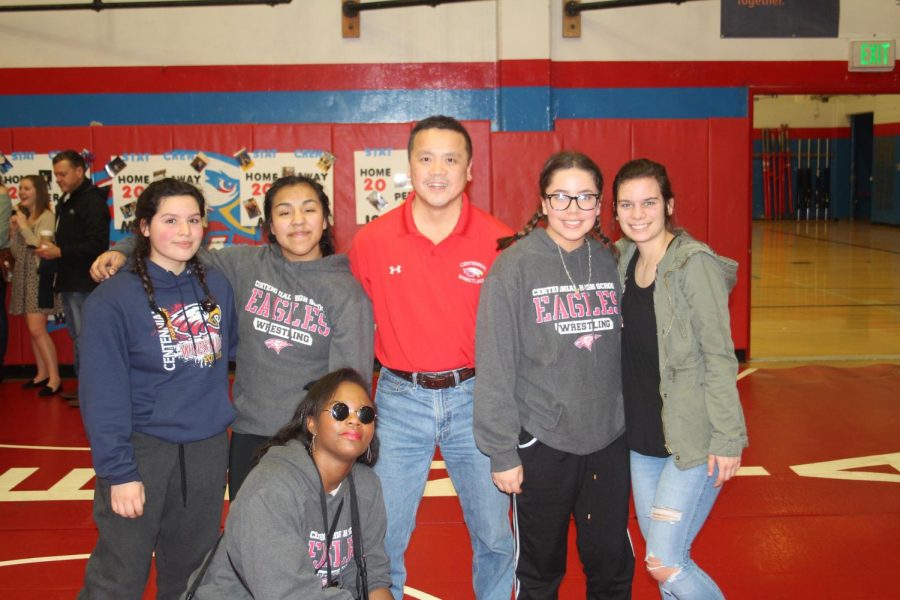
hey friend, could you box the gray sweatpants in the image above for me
[78,431,228,600]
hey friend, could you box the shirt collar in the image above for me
[400,191,473,239]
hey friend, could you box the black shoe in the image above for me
[22,378,49,389]
[38,385,62,397]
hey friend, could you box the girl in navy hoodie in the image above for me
[78,178,237,600]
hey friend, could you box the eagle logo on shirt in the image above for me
[574,333,603,351]
[458,261,487,284]
[265,338,293,354]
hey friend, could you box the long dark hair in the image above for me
[262,175,335,257]
[20,175,52,218]
[257,368,378,466]
[497,151,613,251]
[132,178,217,325]
[612,158,677,233]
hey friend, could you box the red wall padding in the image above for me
[2,119,751,366]
[708,119,751,355]
[332,123,412,253]
[489,131,563,230]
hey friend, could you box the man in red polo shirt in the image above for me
[349,115,515,600]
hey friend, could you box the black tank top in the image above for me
[621,251,669,457]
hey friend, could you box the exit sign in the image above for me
[849,40,895,72]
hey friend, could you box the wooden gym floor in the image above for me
[1,221,898,599]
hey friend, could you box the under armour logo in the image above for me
[389,265,402,275]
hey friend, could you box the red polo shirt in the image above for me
[349,192,512,373]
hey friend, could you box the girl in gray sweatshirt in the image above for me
[185,368,391,599]
[474,152,633,599]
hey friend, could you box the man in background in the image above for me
[36,150,109,405]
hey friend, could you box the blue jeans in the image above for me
[630,451,724,600]
[374,368,515,600]
[62,291,89,375]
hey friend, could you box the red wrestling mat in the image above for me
[1,365,898,599]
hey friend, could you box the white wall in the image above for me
[0,0,897,68]
[754,94,900,128]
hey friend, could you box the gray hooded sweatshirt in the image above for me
[187,440,390,599]
[474,228,625,473]
[111,239,374,436]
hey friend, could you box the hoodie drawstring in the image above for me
[178,443,187,507]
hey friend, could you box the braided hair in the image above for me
[262,175,335,257]
[497,151,614,253]
[256,368,379,467]
[132,178,218,329]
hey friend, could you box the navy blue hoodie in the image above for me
[80,259,237,485]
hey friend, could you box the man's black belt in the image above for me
[386,367,476,390]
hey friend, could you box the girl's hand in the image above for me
[12,211,28,230]
[708,454,741,487]
[492,466,523,495]
[110,481,145,518]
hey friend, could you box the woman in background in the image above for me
[8,175,63,396]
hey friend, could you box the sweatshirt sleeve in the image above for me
[681,253,747,457]
[473,262,523,473]
[58,189,109,262]
[360,472,391,593]
[226,479,354,600]
[79,291,140,484]
[18,211,55,247]
[328,280,375,389]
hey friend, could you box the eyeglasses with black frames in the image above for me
[543,192,601,211]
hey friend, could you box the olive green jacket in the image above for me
[617,231,748,469]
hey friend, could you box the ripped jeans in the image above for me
[630,451,725,599]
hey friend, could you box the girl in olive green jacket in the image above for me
[614,158,747,600]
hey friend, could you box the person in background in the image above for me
[8,175,63,396]
[36,150,110,405]
[614,158,747,599]
[0,182,11,383]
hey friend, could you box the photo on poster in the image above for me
[80,149,95,167]
[393,172,412,191]
[39,170,53,187]
[152,169,167,181]
[281,166,296,177]
[120,201,137,220]
[317,152,336,173]
[234,148,254,172]
[366,190,387,212]
[191,153,209,173]
[0,153,12,175]
[243,197,262,220]
[105,156,128,178]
